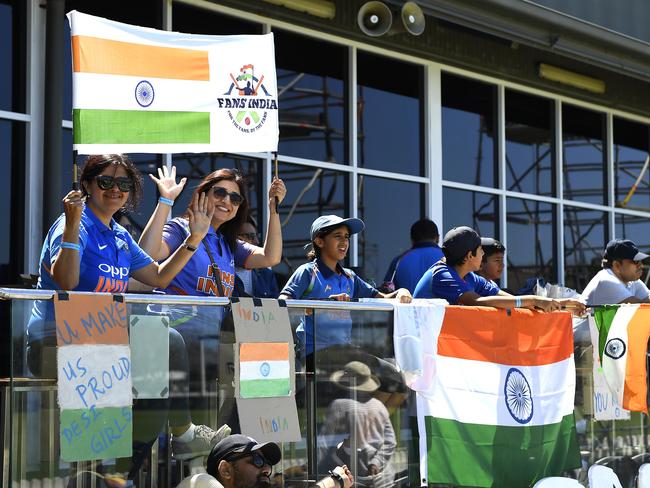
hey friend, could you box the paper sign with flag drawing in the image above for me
[239,342,290,398]
[67,10,278,154]
[395,304,580,487]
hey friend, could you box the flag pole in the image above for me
[72,150,79,191]
[273,151,279,213]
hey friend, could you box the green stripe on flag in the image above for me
[593,305,620,362]
[424,414,580,487]
[73,109,210,144]
[240,379,290,398]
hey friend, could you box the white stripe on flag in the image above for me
[602,304,636,405]
[240,360,290,381]
[420,355,575,426]
[72,73,214,111]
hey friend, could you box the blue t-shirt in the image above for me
[413,261,500,303]
[280,259,378,354]
[161,217,255,297]
[28,206,154,342]
[384,243,445,293]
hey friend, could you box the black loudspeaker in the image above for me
[357,1,393,37]
[400,1,425,36]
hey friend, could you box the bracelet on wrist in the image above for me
[61,242,81,252]
[328,470,344,488]
[159,196,174,207]
[514,297,522,308]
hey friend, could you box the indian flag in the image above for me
[591,304,650,413]
[67,10,278,154]
[239,342,290,398]
[413,306,580,487]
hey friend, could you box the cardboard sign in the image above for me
[54,293,128,346]
[54,292,133,461]
[129,314,170,399]
[231,298,300,442]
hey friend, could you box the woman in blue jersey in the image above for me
[279,215,412,363]
[27,154,229,472]
[138,166,286,425]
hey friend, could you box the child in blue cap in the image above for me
[279,215,411,357]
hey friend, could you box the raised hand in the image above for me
[186,191,215,241]
[149,165,187,201]
[268,177,287,211]
[62,190,86,228]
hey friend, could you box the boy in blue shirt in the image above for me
[413,226,584,314]
[279,215,411,356]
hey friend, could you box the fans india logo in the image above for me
[217,64,278,134]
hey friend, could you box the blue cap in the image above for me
[310,215,365,240]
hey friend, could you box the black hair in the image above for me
[79,154,143,211]
[410,219,439,242]
[481,239,506,264]
[444,246,480,267]
[185,168,249,253]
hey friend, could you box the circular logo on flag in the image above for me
[135,80,154,107]
[504,367,533,424]
[260,362,271,377]
[605,338,626,359]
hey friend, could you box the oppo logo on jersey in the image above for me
[98,263,129,280]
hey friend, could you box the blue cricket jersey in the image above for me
[413,261,500,303]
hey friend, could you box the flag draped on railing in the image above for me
[590,304,650,414]
[395,304,580,487]
[67,10,278,154]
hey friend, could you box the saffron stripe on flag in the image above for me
[73,109,210,144]
[424,414,580,487]
[622,306,650,413]
[438,307,573,366]
[240,342,289,362]
[240,378,291,398]
[72,35,210,80]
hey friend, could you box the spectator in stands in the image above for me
[236,217,280,298]
[413,226,585,314]
[201,434,354,488]
[476,237,506,286]
[382,219,444,293]
[278,215,411,360]
[580,239,650,305]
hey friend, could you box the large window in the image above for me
[275,30,346,164]
[613,117,650,210]
[562,104,606,205]
[357,51,423,175]
[505,90,554,196]
[564,206,606,291]
[442,188,498,239]
[442,73,497,187]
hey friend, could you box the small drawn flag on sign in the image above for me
[239,342,290,398]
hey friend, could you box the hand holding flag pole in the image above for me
[72,150,79,191]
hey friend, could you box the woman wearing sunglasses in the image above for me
[138,166,286,426]
[27,154,232,478]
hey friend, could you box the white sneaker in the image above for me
[172,424,231,460]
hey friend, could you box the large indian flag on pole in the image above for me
[399,305,580,487]
[590,304,650,414]
[67,10,278,154]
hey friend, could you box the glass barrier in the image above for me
[2,289,649,487]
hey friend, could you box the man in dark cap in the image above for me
[413,226,584,313]
[581,239,650,305]
[205,434,353,488]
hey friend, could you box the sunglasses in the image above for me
[95,175,134,192]
[227,451,271,470]
[212,186,244,206]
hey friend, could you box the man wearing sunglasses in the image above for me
[202,434,353,488]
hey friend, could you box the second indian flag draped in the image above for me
[239,342,290,398]
[404,306,580,487]
[67,10,278,154]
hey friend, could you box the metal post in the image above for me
[42,0,65,231]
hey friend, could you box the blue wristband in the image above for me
[61,242,81,252]
[159,196,174,206]
[514,297,522,308]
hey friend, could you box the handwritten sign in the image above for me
[54,293,133,461]
[54,294,128,346]
[60,406,132,462]
[232,298,300,442]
